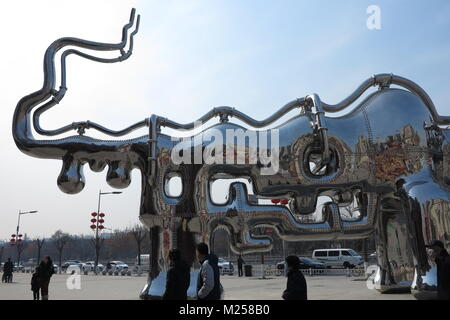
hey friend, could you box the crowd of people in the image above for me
[1,239,449,300]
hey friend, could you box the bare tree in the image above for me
[51,230,71,273]
[35,238,45,265]
[129,225,148,266]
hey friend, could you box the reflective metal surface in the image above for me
[12,8,449,299]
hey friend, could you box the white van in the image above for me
[312,249,363,268]
[135,254,150,271]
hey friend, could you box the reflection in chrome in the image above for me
[12,9,449,299]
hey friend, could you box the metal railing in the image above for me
[249,264,368,278]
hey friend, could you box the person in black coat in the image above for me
[237,255,245,277]
[3,258,14,283]
[426,240,450,300]
[38,256,55,300]
[282,255,307,300]
[163,249,191,300]
[31,266,41,300]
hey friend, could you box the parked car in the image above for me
[61,260,85,272]
[83,261,104,272]
[109,261,129,271]
[13,263,24,272]
[218,258,234,275]
[276,257,326,270]
[312,249,363,268]
[23,258,38,268]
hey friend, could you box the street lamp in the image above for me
[91,190,121,273]
[10,210,38,265]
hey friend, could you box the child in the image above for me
[31,267,40,300]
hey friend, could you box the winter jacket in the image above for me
[3,261,13,274]
[31,271,40,291]
[38,261,55,280]
[282,269,307,300]
[163,260,190,300]
[197,253,221,300]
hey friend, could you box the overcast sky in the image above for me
[1,0,449,241]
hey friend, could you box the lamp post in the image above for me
[10,210,38,265]
[90,190,121,273]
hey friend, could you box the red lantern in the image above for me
[90,224,96,229]
[18,234,23,238]
[90,218,97,223]
[17,239,22,242]
[271,199,280,204]
[98,225,105,230]
[10,243,15,246]
[10,238,15,242]
[280,198,289,205]
[11,234,16,238]
[99,213,105,218]
[98,219,104,224]
[91,212,97,217]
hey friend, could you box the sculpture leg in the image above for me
[396,169,450,299]
[139,164,201,299]
[373,196,415,293]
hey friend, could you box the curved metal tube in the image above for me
[158,98,306,130]
[32,12,141,137]
[13,8,142,161]
[321,73,449,125]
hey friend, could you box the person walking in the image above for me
[196,243,222,300]
[31,266,41,300]
[3,258,14,283]
[282,255,307,300]
[426,240,450,300]
[38,256,55,300]
[237,255,245,277]
[163,249,191,300]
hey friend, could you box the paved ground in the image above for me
[0,272,414,300]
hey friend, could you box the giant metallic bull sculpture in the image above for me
[12,9,450,299]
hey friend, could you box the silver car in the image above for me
[109,261,128,271]
[83,261,104,272]
[218,258,234,275]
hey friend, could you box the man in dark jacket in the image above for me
[282,255,307,300]
[196,243,222,300]
[163,249,190,300]
[3,258,14,283]
[237,255,245,277]
[426,240,450,300]
[38,256,55,300]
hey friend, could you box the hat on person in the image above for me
[425,240,445,249]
